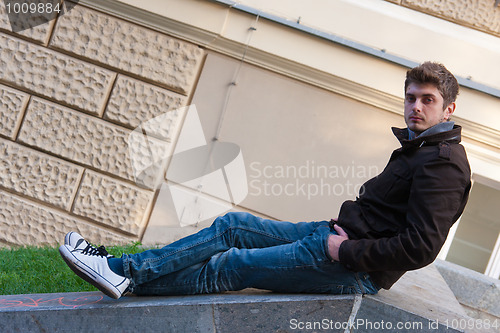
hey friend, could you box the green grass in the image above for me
[0,243,148,296]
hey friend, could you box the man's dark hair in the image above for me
[404,62,459,109]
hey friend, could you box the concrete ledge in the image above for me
[0,292,355,332]
[0,265,473,332]
[435,259,500,321]
[361,265,466,333]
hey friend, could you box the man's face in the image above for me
[404,83,455,135]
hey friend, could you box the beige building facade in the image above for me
[0,0,499,279]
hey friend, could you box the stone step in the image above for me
[0,265,476,332]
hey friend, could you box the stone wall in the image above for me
[0,1,204,247]
[1,0,496,248]
[385,0,500,37]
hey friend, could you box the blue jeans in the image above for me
[122,212,380,296]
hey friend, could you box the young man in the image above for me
[59,62,471,299]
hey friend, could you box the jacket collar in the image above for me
[392,124,462,149]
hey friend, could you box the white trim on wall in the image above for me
[80,0,500,152]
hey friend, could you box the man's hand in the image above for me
[327,224,349,261]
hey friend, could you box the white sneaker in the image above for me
[59,242,130,299]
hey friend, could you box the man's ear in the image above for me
[444,102,456,121]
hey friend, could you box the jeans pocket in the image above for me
[316,227,335,262]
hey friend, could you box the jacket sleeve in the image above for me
[338,156,470,272]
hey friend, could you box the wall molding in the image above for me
[80,0,500,151]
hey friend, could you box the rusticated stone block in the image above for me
[0,138,83,211]
[72,170,155,236]
[105,75,187,139]
[18,98,172,187]
[402,0,500,36]
[51,4,204,95]
[0,190,134,246]
[0,33,115,116]
[0,0,57,44]
[0,84,29,139]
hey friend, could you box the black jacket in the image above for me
[337,125,471,289]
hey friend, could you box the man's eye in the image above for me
[424,98,433,103]
[406,96,415,102]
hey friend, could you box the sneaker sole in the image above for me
[59,245,126,299]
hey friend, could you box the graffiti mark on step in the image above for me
[0,294,104,309]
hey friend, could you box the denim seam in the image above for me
[355,273,366,294]
[121,254,136,292]
[323,231,334,262]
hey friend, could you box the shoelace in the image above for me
[79,244,111,257]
